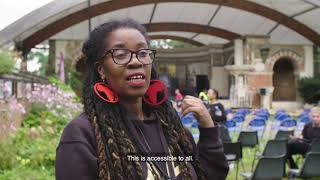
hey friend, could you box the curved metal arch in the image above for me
[149,35,206,46]
[146,23,239,40]
[22,0,320,51]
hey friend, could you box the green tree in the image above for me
[0,51,15,74]
[297,76,320,104]
[150,39,196,49]
[27,50,48,76]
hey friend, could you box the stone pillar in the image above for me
[234,39,244,66]
[46,39,56,76]
[260,87,274,110]
[303,45,314,77]
[210,67,229,97]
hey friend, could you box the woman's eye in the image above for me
[138,50,149,58]
[113,50,128,59]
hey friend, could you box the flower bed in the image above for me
[0,83,82,179]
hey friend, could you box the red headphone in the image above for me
[93,80,168,106]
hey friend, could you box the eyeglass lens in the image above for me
[112,49,155,65]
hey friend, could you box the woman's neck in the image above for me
[120,97,144,120]
[210,99,217,104]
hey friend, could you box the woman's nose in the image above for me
[127,54,143,68]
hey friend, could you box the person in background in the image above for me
[174,88,183,111]
[207,89,226,124]
[287,106,320,168]
[207,89,231,142]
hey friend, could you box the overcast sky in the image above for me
[0,0,53,31]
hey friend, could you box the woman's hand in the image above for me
[181,95,214,128]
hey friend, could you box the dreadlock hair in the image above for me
[82,18,207,180]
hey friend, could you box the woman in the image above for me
[56,19,228,180]
[207,89,226,124]
[287,106,320,168]
[207,89,231,142]
[174,88,183,111]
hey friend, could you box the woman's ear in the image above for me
[95,62,106,79]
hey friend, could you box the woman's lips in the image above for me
[127,79,146,87]
[126,72,146,87]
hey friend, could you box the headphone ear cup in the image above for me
[93,82,119,103]
[143,80,168,106]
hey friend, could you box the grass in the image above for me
[189,114,309,180]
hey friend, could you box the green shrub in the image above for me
[68,67,82,94]
[47,76,73,92]
[0,166,54,180]
[297,76,320,104]
[0,139,17,172]
[13,129,59,169]
[22,103,48,128]
[22,102,69,130]
[0,51,15,74]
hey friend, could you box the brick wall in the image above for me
[247,73,273,107]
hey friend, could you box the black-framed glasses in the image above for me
[101,48,156,65]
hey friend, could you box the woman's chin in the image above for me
[122,90,147,100]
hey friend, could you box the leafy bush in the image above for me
[22,103,47,128]
[47,76,73,92]
[0,77,82,179]
[0,105,67,179]
[0,51,15,74]
[0,139,17,171]
[68,67,83,97]
[0,166,54,180]
[297,76,320,104]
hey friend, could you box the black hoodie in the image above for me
[56,112,229,180]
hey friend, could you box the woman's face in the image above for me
[310,111,320,125]
[207,89,216,100]
[98,28,152,100]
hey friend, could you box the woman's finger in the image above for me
[182,97,203,107]
[181,106,201,117]
[184,95,203,103]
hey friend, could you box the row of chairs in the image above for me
[224,130,320,180]
[273,109,311,130]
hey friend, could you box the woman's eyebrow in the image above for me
[110,44,126,49]
[135,42,148,49]
[109,42,148,49]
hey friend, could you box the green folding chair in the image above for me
[254,139,287,176]
[274,130,294,140]
[238,131,259,171]
[241,155,285,180]
[223,142,242,180]
[309,141,320,153]
[256,139,287,157]
[288,152,320,179]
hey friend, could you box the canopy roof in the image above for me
[1,0,320,51]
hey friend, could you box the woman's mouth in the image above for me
[126,73,146,87]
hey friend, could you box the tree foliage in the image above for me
[27,50,48,76]
[150,39,196,49]
[0,51,15,74]
[297,76,320,104]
